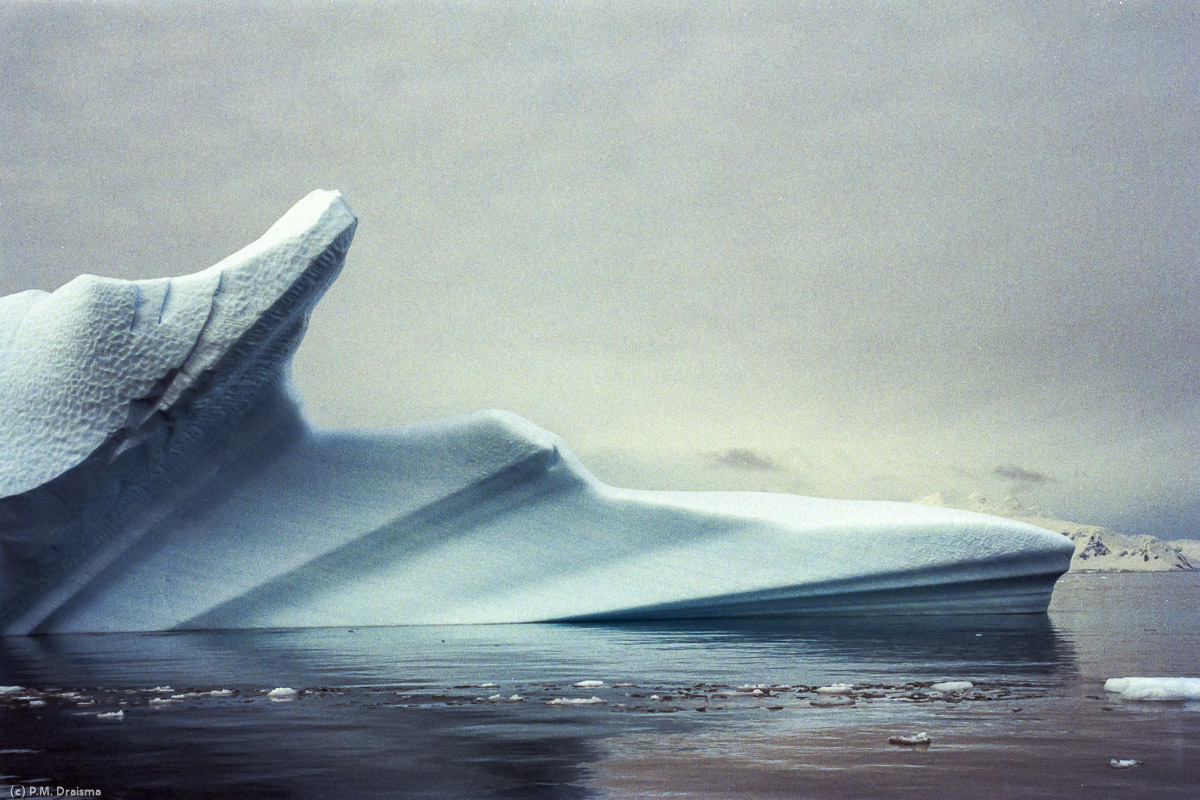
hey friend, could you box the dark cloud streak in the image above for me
[709,448,783,472]
[994,464,1051,485]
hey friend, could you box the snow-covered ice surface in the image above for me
[0,192,1074,634]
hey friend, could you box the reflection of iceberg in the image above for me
[0,192,1075,634]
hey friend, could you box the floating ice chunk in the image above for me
[0,686,22,694]
[96,710,124,721]
[266,687,298,701]
[930,681,974,693]
[207,689,235,697]
[478,683,499,689]
[1104,677,1200,701]
[1108,759,1142,769]
[815,684,855,695]
[888,732,931,747]
[547,696,605,705]
[811,694,856,707]
[148,697,175,706]
[148,686,174,693]
[573,680,605,688]
[478,693,524,703]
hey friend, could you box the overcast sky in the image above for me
[2,1,1197,539]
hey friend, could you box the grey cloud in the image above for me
[709,448,782,472]
[994,464,1051,485]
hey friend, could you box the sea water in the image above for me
[1,572,1197,799]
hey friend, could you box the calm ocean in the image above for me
[1,572,1197,798]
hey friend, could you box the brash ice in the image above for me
[0,192,1075,634]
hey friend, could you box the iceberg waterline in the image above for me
[0,191,1075,634]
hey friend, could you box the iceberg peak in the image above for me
[0,190,355,498]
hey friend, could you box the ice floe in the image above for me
[888,732,931,747]
[930,681,974,693]
[1104,677,1200,702]
[547,696,606,705]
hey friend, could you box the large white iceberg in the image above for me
[0,191,1075,634]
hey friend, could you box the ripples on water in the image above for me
[1,573,1197,798]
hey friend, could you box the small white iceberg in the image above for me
[930,681,974,693]
[573,680,605,688]
[1104,677,1200,702]
[0,686,23,694]
[267,687,298,701]
[207,689,236,697]
[96,710,124,721]
[1108,758,1142,769]
[811,695,856,707]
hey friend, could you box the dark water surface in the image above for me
[2,572,1197,798]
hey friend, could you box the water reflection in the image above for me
[0,613,1074,691]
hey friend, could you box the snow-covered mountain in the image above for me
[915,493,1198,573]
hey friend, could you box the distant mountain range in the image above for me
[915,493,1199,573]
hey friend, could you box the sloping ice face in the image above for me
[0,192,1075,634]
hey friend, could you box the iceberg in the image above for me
[0,191,1075,634]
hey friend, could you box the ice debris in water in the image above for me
[1108,759,1142,769]
[888,732,931,747]
[930,681,974,693]
[96,710,124,721]
[478,694,524,703]
[573,680,605,688]
[814,684,854,694]
[267,687,298,701]
[547,696,605,705]
[1104,677,1200,702]
[0,686,23,694]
